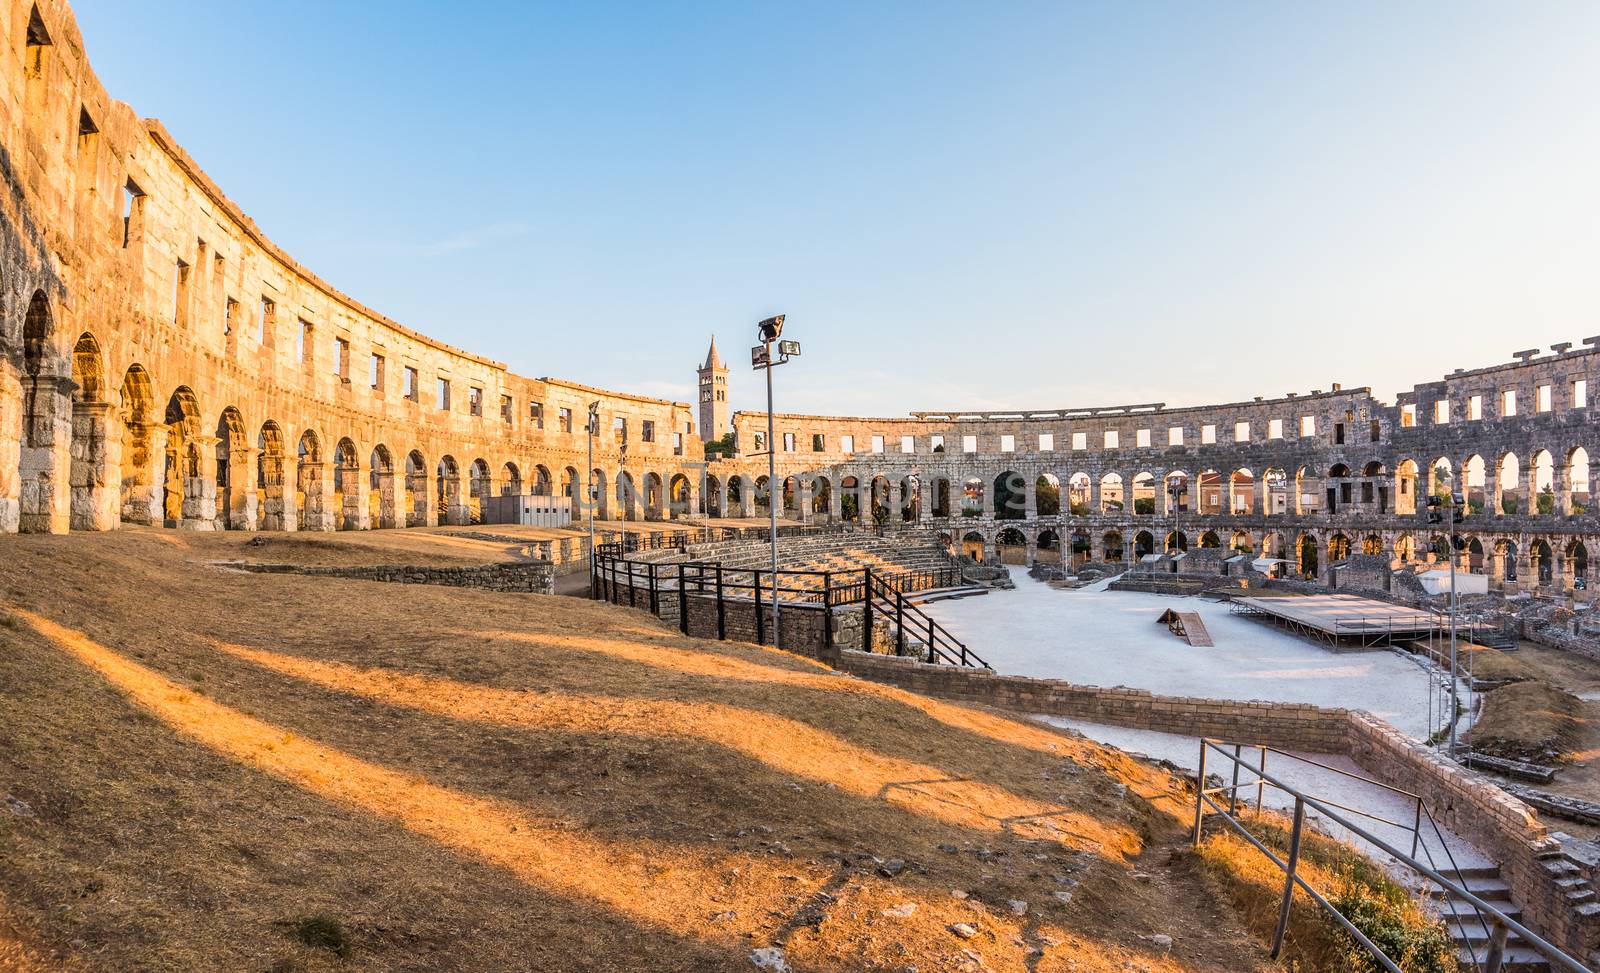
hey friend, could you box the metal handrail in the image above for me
[1193,739,1594,973]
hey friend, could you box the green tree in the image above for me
[703,432,736,459]
[1537,486,1555,515]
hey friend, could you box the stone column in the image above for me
[1023,473,1038,520]
[1554,462,1571,516]
[340,461,370,530]
[19,372,73,533]
[177,435,220,530]
[69,400,121,531]
[299,461,335,531]
[120,419,168,524]
[828,479,842,523]
[0,357,22,533]
[794,478,811,524]
[225,446,259,530]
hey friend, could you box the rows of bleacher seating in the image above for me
[625,531,961,597]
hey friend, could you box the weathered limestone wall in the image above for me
[239,560,555,595]
[0,0,701,535]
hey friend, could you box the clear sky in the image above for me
[71,1,1600,419]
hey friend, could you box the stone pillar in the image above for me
[19,372,73,533]
[224,446,259,530]
[1023,474,1038,520]
[299,461,335,531]
[179,436,220,530]
[828,480,842,523]
[259,447,289,531]
[1554,463,1571,516]
[69,400,121,531]
[794,479,811,524]
[121,422,167,528]
[917,479,932,522]
[339,462,369,530]
[0,357,22,533]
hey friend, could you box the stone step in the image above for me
[1454,944,1550,972]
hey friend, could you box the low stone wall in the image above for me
[238,560,555,595]
[836,650,1598,959]
[836,651,1350,752]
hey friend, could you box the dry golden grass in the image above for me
[0,528,1276,972]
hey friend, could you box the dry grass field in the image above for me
[0,528,1277,972]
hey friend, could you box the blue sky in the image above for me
[73,1,1600,417]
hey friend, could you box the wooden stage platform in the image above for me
[1230,593,1460,647]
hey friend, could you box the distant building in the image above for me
[698,336,730,442]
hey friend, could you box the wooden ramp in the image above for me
[1157,608,1213,646]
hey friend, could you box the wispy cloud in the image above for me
[410,221,532,257]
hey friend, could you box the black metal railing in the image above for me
[590,547,986,668]
[1193,739,1593,973]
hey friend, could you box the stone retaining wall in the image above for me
[238,560,555,595]
[836,650,1598,960]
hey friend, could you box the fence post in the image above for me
[679,563,690,635]
[822,572,833,652]
[1192,740,1208,847]
[755,569,765,645]
[1230,744,1242,816]
[1256,747,1267,817]
[928,615,937,664]
[895,590,906,656]
[863,569,874,652]
[648,562,659,616]
[715,564,726,640]
[1483,921,1509,973]
[1269,797,1307,959]
[1411,798,1422,860]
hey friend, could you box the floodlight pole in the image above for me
[1448,499,1460,756]
[587,401,599,578]
[765,347,779,647]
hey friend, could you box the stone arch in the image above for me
[1566,447,1590,515]
[1164,470,1189,516]
[1394,532,1416,562]
[257,421,287,530]
[729,473,749,518]
[1495,538,1519,582]
[1262,467,1288,515]
[467,458,492,523]
[615,470,639,521]
[869,475,892,524]
[369,444,397,528]
[19,290,68,532]
[1229,530,1253,554]
[1327,532,1350,563]
[669,473,692,519]
[961,529,987,561]
[928,474,950,518]
[1036,472,1061,517]
[1198,529,1221,549]
[1260,531,1287,558]
[1565,539,1588,585]
[533,464,553,496]
[996,526,1028,564]
[1067,472,1091,514]
[1196,469,1222,516]
[1531,449,1554,516]
[561,465,579,503]
[436,454,463,525]
[1131,472,1155,516]
[1098,472,1123,514]
[162,387,206,529]
[1036,527,1060,563]
[405,449,431,526]
[500,461,523,497]
[1164,530,1187,553]
[899,473,920,522]
[296,427,329,530]
[993,470,1025,520]
[1102,530,1124,563]
[1228,469,1255,515]
[67,332,117,530]
[1394,459,1418,515]
[959,476,983,518]
[1463,454,1486,512]
[1293,466,1318,515]
[1361,533,1383,556]
[1133,529,1155,558]
[643,471,664,520]
[1428,458,1453,501]
[1297,534,1319,579]
[589,467,609,520]
[702,471,722,517]
[1069,527,1092,564]
[332,437,362,530]
[215,406,254,530]
[1531,538,1554,585]
[118,364,160,525]
[1495,452,1521,516]
[809,474,831,520]
[754,474,772,517]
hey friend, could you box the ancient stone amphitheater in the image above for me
[4,0,1598,607]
